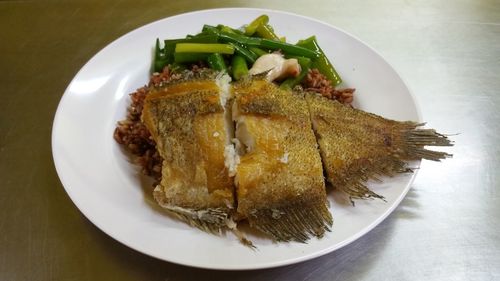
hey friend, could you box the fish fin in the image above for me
[246,200,332,243]
[161,205,230,234]
[225,218,256,249]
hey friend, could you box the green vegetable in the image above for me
[244,14,280,40]
[255,24,280,40]
[231,55,248,80]
[285,55,312,66]
[227,42,258,63]
[216,24,244,35]
[259,39,319,58]
[280,56,312,89]
[202,25,320,58]
[153,14,340,86]
[249,47,268,57]
[296,36,342,86]
[164,34,218,45]
[244,14,269,36]
[173,53,209,63]
[154,38,168,72]
[207,53,227,72]
[175,43,235,54]
[161,34,218,66]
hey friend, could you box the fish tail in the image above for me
[402,126,453,161]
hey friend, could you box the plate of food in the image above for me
[52,8,451,270]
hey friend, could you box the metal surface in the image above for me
[1,0,499,280]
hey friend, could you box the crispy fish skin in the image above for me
[305,92,452,202]
[142,73,234,233]
[233,79,332,242]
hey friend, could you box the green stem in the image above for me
[249,47,268,57]
[227,42,257,63]
[163,35,218,64]
[154,38,168,72]
[216,24,244,35]
[202,25,320,59]
[244,14,269,36]
[255,24,280,40]
[296,36,342,86]
[173,53,209,63]
[175,43,234,54]
[207,53,227,72]
[231,55,248,80]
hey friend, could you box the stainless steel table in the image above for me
[1,1,499,280]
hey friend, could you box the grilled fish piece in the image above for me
[305,92,452,202]
[233,79,332,242]
[141,71,236,233]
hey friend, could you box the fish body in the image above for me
[142,71,235,232]
[233,79,332,242]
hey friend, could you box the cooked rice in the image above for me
[302,68,355,106]
[113,67,173,182]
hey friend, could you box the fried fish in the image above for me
[232,79,332,242]
[141,71,236,233]
[305,92,452,202]
[137,70,452,244]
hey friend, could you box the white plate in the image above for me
[52,8,421,270]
